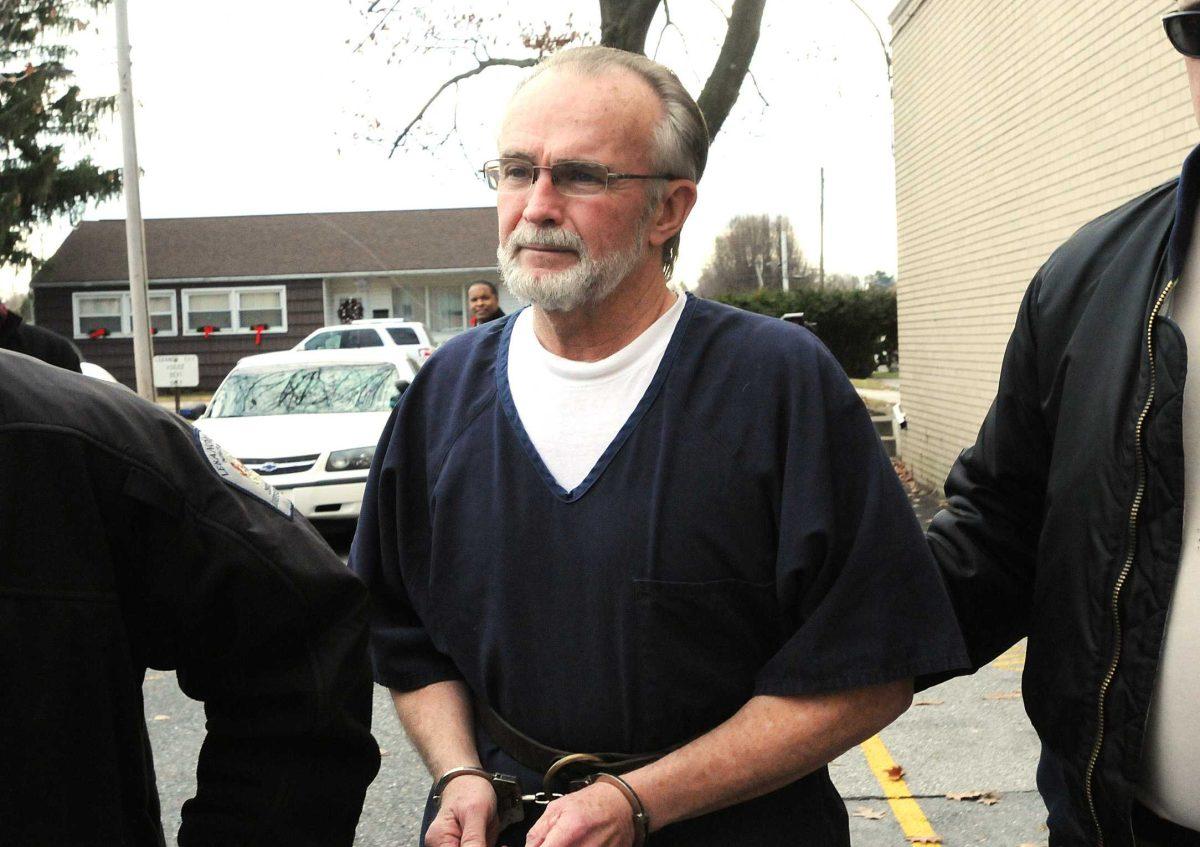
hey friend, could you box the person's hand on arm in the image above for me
[525,679,912,847]
[394,680,500,847]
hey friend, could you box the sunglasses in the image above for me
[1165,11,1200,58]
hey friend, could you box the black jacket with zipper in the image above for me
[0,350,380,845]
[927,145,1200,847]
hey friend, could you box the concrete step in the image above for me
[871,414,897,457]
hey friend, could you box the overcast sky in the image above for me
[2,0,899,301]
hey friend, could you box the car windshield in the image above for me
[208,362,399,417]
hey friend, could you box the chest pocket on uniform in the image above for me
[633,576,779,746]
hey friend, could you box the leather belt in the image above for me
[474,698,676,791]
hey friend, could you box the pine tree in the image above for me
[1,0,120,271]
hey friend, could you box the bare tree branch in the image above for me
[845,0,892,91]
[703,0,731,24]
[353,0,404,54]
[695,0,766,141]
[747,67,768,107]
[651,0,672,58]
[388,56,537,158]
[598,0,661,52]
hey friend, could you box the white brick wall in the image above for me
[891,0,1195,488]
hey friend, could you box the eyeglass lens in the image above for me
[1165,14,1200,58]
[486,160,609,196]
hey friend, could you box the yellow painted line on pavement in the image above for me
[860,734,941,845]
[991,641,1026,673]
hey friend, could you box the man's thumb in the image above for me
[459,812,491,847]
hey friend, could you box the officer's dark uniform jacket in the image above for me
[927,145,1200,846]
[0,351,380,846]
[0,308,81,372]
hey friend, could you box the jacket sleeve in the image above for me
[925,275,1050,678]
[110,416,380,846]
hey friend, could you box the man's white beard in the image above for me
[497,216,649,313]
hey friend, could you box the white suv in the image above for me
[294,320,434,365]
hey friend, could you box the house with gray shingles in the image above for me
[30,206,513,391]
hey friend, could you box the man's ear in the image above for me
[647,180,699,249]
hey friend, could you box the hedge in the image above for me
[713,287,898,378]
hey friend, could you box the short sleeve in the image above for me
[350,400,463,691]
[754,343,969,696]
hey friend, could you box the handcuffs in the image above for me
[431,759,652,845]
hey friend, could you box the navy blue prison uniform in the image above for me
[350,295,968,844]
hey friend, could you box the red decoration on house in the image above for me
[252,323,269,346]
[202,325,218,338]
[88,327,109,339]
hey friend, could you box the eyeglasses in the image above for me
[1164,11,1200,58]
[480,158,681,197]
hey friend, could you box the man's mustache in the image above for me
[505,223,585,255]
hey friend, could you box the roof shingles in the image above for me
[33,207,500,284]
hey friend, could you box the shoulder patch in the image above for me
[192,428,294,518]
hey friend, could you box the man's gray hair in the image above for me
[519,46,709,280]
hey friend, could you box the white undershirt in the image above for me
[506,293,686,492]
[1137,211,1200,830]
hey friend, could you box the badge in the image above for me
[192,429,294,518]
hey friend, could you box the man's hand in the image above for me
[426,775,500,847]
[524,783,635,847]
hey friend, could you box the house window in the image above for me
[72,290,177,339]
[181,286,287,335]
[429,286,465,335]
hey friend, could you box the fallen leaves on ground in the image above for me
[892,459,919,494]
[379,749,390,758]
[913,698,945,706]
[885,764,905,781]
[152,714,170,721]
[984,690,1023,700]
[908,837,941,844]
[851,806,886,820]
[946,790,1002,805]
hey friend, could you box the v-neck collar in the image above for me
[495,293,696,503]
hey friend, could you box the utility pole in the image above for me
[779,215,789,291]
[115,0,155,401]
[819,168,825,288]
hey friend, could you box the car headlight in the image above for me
[326,446,375,472]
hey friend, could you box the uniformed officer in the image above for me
[0,349,380,846]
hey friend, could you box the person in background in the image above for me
[0,298,81,371]
[468,280,505,326]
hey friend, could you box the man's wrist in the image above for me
[584,772,652,845]
[431,766,494,802]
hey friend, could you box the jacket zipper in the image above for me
[1082,277,1177,846]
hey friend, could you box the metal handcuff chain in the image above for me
[432,760,651,844]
